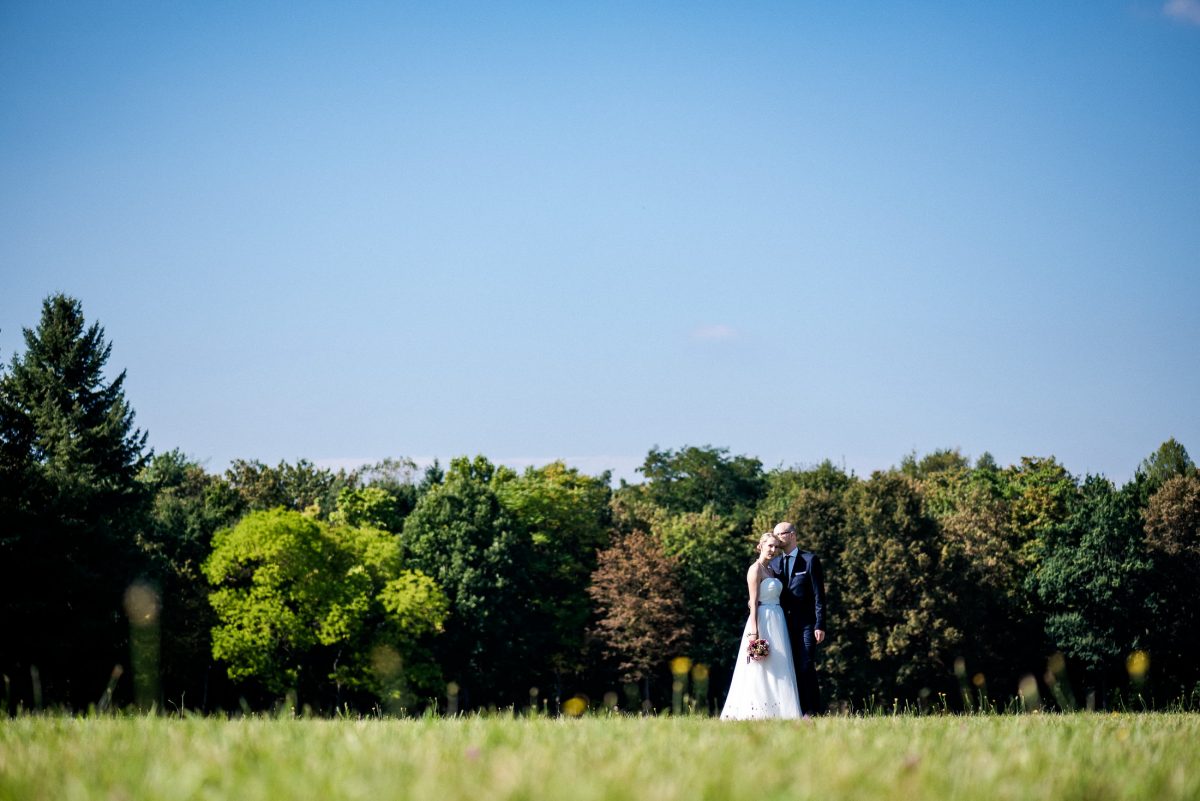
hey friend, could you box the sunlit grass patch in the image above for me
[1,713,1197,801]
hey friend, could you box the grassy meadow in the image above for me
[2,713,1197,801]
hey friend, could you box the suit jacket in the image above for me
[770,550,825,631]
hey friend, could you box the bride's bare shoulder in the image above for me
[746,562,770,581]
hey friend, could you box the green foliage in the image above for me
[0,295,147,499]
[0,294,149,707]
[1141,472,1200,696]
[492,461,612,677]
[380,572,448,638]
[346,457,424,523]
[1137,438,1194,490]
[916,463,1043,692]
[752,460,854,536]
[1034,476,1150,692]
[978,456,1081,650]
[136,449,244,705]
[975,452,999,472]
[330,486,402,531]
[636,445,765,521]
[1144,474,1200,562]
[653,508,753,671]
[401,456,537,705]
[224,458,351,518]
[1,290,1192,716]
[140,450,243,567]
[203,509,447,705]
[1006,457,1077,560]
[900,448,971,479]
[833,472,967,700]
[614,446,770,679]
[752,463,853,612]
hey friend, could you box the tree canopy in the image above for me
[400,456,538,705]
[4,294,1198,714]
[203,509,447,708]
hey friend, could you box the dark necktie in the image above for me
[782,554,791,581]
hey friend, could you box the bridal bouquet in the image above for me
[746,638,769,663]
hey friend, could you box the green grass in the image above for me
[2,713,1198,801]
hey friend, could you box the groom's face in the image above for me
[777,528,797,552]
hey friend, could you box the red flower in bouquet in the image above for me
[746,638,769,663]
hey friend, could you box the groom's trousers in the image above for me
[794,624,823,715]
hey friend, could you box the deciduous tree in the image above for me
[401,456,536,707]
[653,508,752,673]
[1034,476,1150,704]
[203,509,447,708]
[588,529,690,699]
[637,445,765,522]
[137,450,243,708]
[835,472,967,702]
[224,458,350,517]
[330,486,402,532]
[919,463,1044,700]
[1143,472,1200,698]
[492,461,611,687]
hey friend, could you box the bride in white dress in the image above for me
[720,532,802,719]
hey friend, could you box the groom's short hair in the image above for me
[774,522,796,537]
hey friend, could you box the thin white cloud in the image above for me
[691,323,737,342]
[1164,0,1200,25]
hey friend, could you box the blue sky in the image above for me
[2,1,1198,483]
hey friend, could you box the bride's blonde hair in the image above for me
[755,531,780,554]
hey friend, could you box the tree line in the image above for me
[2,295,1197,714]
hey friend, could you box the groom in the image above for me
[771,521,826,715]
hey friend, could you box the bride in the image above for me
[720,532,802,719]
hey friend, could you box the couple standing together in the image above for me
[721,522,825,719]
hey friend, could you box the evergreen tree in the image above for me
[1137,438,1194,491]
[0,294,148,708]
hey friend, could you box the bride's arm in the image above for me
[744,563,761,638]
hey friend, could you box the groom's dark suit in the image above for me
[770,548,825,714]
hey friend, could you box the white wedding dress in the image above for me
[719,577,802,719]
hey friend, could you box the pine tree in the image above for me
[0,294,149,709]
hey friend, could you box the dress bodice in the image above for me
[758,577,783,606]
